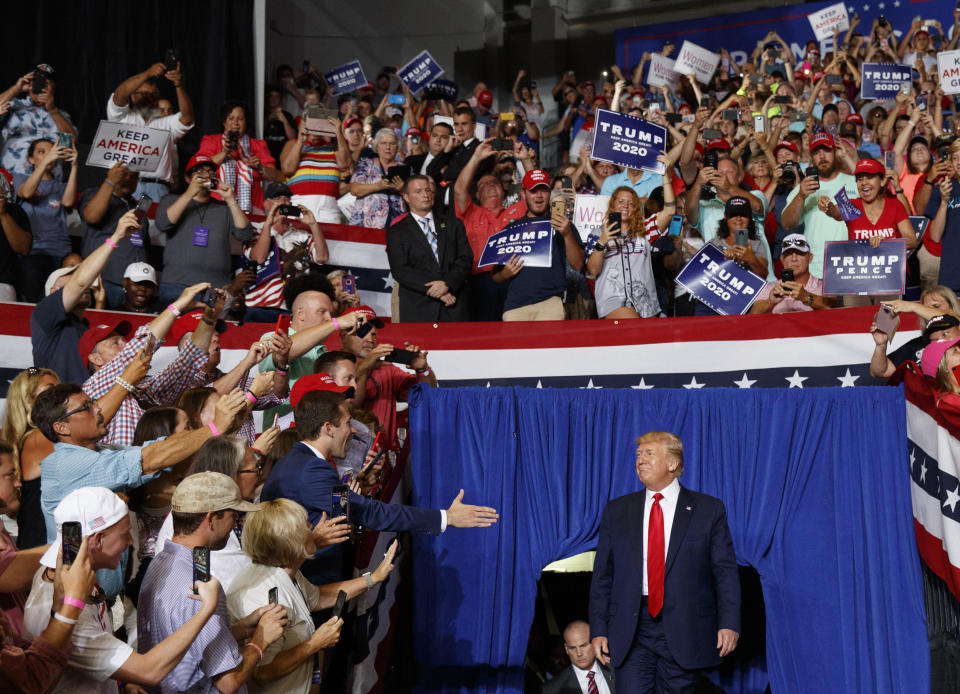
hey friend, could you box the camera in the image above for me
[780,161,797,186]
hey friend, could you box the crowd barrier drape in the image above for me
[409,385,928,693]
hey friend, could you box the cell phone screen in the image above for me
[192,547,211,593]
[331,485,349,520]
[884,151,897,171]
[62,521,82,567]
[133,195,153,224]
[142,333,158,361]
[781,269,795,283]
[333,589,347,618]
[385,348,418,365]
[341,274,357,295]
[268,587,279,604]
[734,228,749,247]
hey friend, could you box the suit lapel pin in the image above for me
[685,506,692,511]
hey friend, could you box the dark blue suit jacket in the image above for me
[588,485,740,670]
[261,442,442,583]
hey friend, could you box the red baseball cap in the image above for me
[854,158,884,176]
[809,132,836,151]
[358,82,375,91]
[522,169,551,191]
[706,138,731,152]
[290,372,354,408]
[168,309,228,347]
[342,116,362,131]
[593,96,609,106]
[185,153,215,174]
[845,114,864,125]
[477,90,493,107]
[405,127,427,140]
[78,320,133,368]
[773,141,799,155]
[340,305,384,328]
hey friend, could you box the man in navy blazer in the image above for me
[589,431,740,692]
[260,380,498,584]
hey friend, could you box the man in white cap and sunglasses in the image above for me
[750,233,837,313]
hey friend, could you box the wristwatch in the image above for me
[594,241,605,252]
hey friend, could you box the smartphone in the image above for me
[668,214,684,236]
[268,586,279,605]
[608,212,622,235]
[244,257,259,273]
[331,485,350,521]
[275,204,301,217]
[275,314,291,335]
[142,332,158,361]
[364,431,387,477]
[341,273,357,295]
[722,109,739,121]
[875,304,897,336]
[332,589,348,619]
[665,112,682,124]
[165,49,178,71]
[388,94,405,105]
[31,70,47,94]
[805,166,820,185]
[774,95,791,104]
[781,268,795,283]
[884,151,897,171]
[561,176,573,190]
[61,521,82,567]
[682,114,696,123]
[192,546,211,593]
[826,75,843,85]
[386,164,412,181]
[195,288,219,307]
[491,138,513,151]
[385,348,418,365]
[703,128,723,140]
[133,194,153,224]
[56,132,73,149]
[791,111,808,122]
[733,228,749,247]
[499,112,515,121]
[916,96,928,112]
[550,197,566,219]
[753,115,766,133]
[748,74,763,84]
[355,320,375,339]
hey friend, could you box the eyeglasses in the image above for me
[239,449,267,477]
[57,399,95,421]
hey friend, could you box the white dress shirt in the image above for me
[641,477,681,595]
[572,661,612,694]
[419,152,435,174]
[105,93,193,182]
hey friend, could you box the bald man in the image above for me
[544,621,615,694]
[257,286,363,425]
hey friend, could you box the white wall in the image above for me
[265,0,490,88]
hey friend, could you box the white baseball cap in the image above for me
[123,262,157,285]
[44,266,101,296]
[40,487,129,568]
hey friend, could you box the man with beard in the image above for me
[492,169,585,321]
[780,133,858,279]
[107,61,195,200]
[79,164,147,308]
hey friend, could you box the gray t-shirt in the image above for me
[155,195,253,286]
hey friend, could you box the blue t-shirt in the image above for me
[30,289,89,384]
[12,173,69,256]
[501,215,581,312]
[925,182,960,291]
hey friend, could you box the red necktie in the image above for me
[586,670,599,694]
[648,492,665,617]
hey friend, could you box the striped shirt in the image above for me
[138,540,243,693]
[287,145,339,198]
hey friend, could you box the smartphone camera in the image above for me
[62,521,82,567]
[781,268,795,283]
[805,166,820,184]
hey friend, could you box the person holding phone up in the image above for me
[750,234,837,313]
[13,137,79,301]
[348,128,407,229]
[22,487,226,694]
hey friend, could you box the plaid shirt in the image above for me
[191,370,284,445]
[83,325,208,446]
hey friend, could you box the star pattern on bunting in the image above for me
[631,378,655,390]
[382,273,396,290]
[683,376,705,389]
[837,369,859,388]
[733,373,756,389]
[785,370,808,388]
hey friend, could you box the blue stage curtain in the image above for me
[408,385,928,694]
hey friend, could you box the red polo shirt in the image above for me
[455,198,528,274]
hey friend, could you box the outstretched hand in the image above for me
[445,489,499,528]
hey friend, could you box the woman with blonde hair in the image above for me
[228,498,397,693]
[586,167,675,319]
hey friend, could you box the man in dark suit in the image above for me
[386,174,473,322]
[260,384,498,584]
[405,121,453,176]
[544,621,616,694]
[589,431,740,692]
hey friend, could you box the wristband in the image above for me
[104,237,118,249]
[115,377,135,393]
[53,612,78,625]
[104,179,115,187]
[417,367,432,377]
[594,242,605,252]
[331,317,341,331]
[62,596,86,610]
[208,422,220,436]
[246,642,264,661]
[663,201,676,207]
[244,391,257,405]
[168,304,181,317]
[363,571,374,589]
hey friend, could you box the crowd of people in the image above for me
[0,7,960,693]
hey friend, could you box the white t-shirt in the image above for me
[105,92,193,182]
[155,513,251,592]
[22,568,133,694]
[227,563,320,694]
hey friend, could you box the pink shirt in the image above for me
[756,274,823,313]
